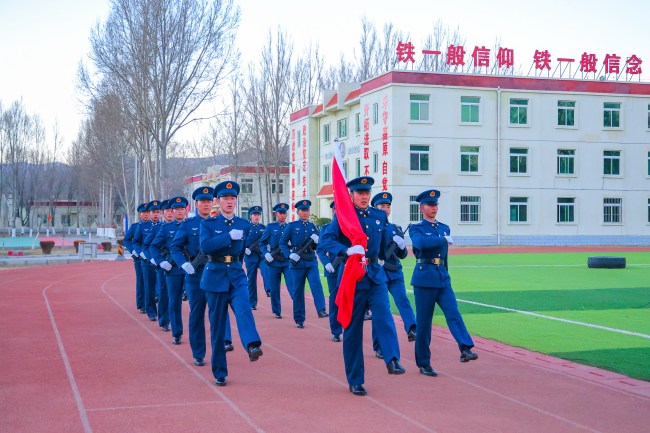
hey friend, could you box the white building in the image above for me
[183,163,290,223]
[289,71,650,245]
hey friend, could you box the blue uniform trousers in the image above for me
[267,263,293,316]
[205,283,261,379]
[133,259,144,309]
[141,262,157,319]
[289,264,326,323]
[344,281,400,386]
[166,272,184,337]
[156,268,169,327]
[372,277,416,350]
[326,274,342,337]
[185,271,233,360]
[414,285,474,367]
[245,256,263,308]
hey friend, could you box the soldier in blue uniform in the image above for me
[133,200,161,321]
[244,205,267,310]
[320,176,405,396]
[199,180,264,386]
[370,192,416,358]
[411,189,478,378]
[123,202,149,313]
[145,199,171,331]
[316,201,343,342]
[259,203,292,319]
[170,187,234,363]
[150,196,188,342]
[279,200,328,328]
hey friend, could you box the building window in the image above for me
[373,152,379,174]
[337,118,348,139]
[323,124,330,143]
[557,197,575,223]
[355,113,361,135]
[509,98,528,125]
[461,96,480,123]
[61,215,71,226]
[241,206,249,216]
[647,151,650,176]
[87,215,96,226]
[509,197,528,223]
[603,198,622,224]
[410,145,429,171]
[647,104,650,129]
[296,170,301,186]
[271,179,284,194]
[296,130,301,148]
[557,149,575,175]
[460,196,480,222]
[603,103,621,128]
[460,146,479,173]
[373,103,379,125]
[342,161,348,178]
[323,164,330,183]
[509,148,528,174]
[410,94,430,121]
[241,178,254,194]
[648,199,650,223]
[603,150,621,176]
[558,101,575,126]
[355,158,361,177]
[409,195,423,222]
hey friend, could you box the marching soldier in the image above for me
[411,189,478,378]
[145,199,171,331]
[150,196,188,342]
[170,187,234,364]
[133,200,161,321]
[279,200,328,329]
[258,203,292,319]
[199,180,263,386]
[316,201,343,342]
[370,192,416,359]
[123,202,149,313]
[320,176,405,396]
[243,205,267,310]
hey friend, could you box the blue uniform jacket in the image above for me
[319,206,390,287]
[199,214,251,293]
[279,219,319,269]
[170,216,203,270]
[132,221,153,257]
[244,223,266,262]
[143,221,163,263]
[316,223,338,278]
[410,220,451,288]
[258,221,289,268]
[381,222,409,281]
[150,220,184,276]
[123,221,140,258]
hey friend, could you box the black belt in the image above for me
[365,258,379,263]
[417,258,446,266]
[207,255,240,264]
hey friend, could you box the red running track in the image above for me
[0,261,648,433]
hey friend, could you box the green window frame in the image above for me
[460,196,481,222]
[509,197,528,223]
[410,145,429,171]
[461,96,480,123]
[603,198,622,224]
[557,149,575,175]
[558,101,575,126]
[410,94,430,121]
[557,197,575,223]
[509,98,528,125]
[509,148,528,174]
[603,150,621,175]
[460,146,480,173]
[603,103,621,128]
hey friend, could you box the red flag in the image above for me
[332,140,367,329]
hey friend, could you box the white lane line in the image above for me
[43,273,95,433]
[88,400,225,412]
[101,275,267,433]
[402,264,650,269]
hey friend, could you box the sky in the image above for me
[1,0,649,153]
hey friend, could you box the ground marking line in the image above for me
[101,276,267,433]
[87,400,225,412]
[42,272,96,433]
[262,342,439,433]
[402,264,650,269]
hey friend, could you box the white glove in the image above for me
[378,259,385,266]
[139,252,147,259]
[181,262,196,275]
[346,245,365,256]
[393,235,406,250]
[160,261,172,271]
[325,263,335,273]
[264,252,274,262]
[310,233,319,244]
[149,258,156,266]
[245,248,252,255]
[289,253,301,262]
[444,235,454,245]
[131,250,138,257]
[229,229,243,240]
